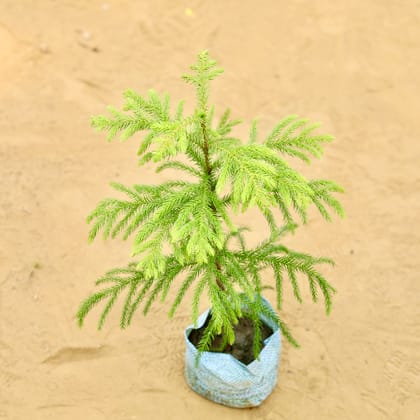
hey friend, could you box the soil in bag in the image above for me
[188,314,273,365]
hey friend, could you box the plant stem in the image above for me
[201,119,212,177]
[200,116,226,292]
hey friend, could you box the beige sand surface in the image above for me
[1,1,419,419]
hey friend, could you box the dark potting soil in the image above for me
[188,314,273,365]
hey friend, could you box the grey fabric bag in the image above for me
[184,297,281,407]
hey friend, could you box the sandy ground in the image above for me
[1,1,419,419]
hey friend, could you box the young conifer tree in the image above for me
[77,51,344,357]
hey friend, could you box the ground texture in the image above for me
[0,1,419,419]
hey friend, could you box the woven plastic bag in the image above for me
[184,297,281,408]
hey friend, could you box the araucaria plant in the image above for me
[77,51,344,359]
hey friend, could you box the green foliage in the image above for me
[265,115,334,163]
[78,51,344,358]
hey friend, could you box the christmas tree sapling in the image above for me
[77,51,344,361]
